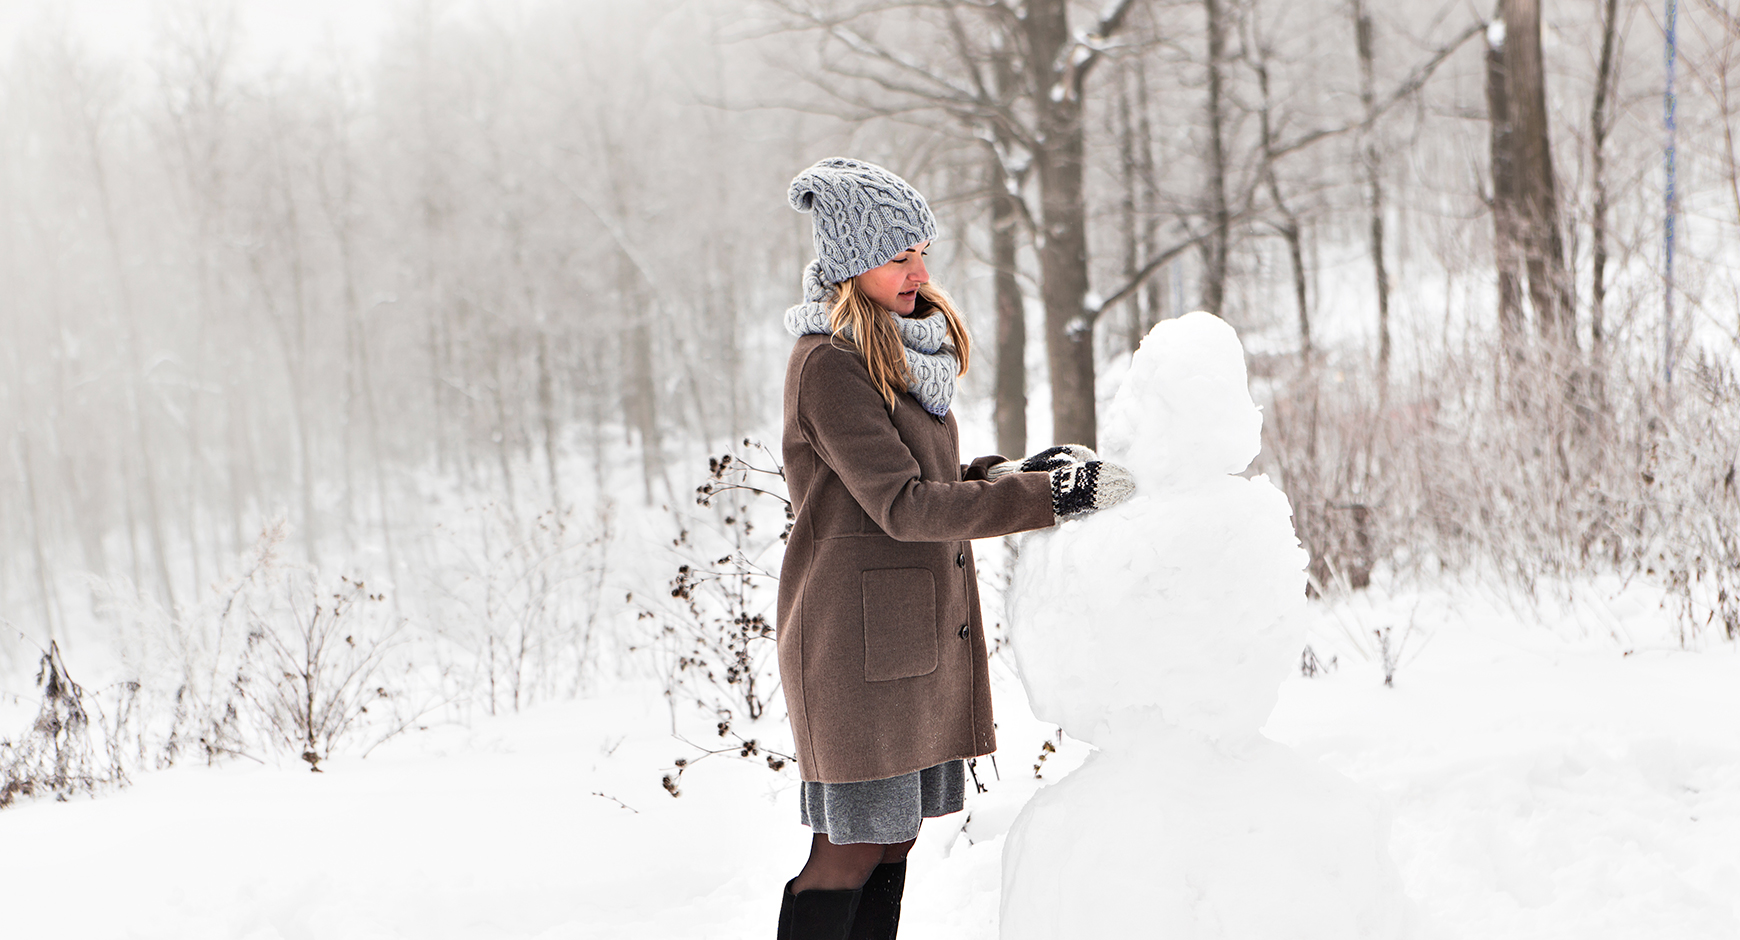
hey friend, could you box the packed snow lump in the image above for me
[1001,312,1411,939]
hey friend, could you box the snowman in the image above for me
[1000,312,1410,939]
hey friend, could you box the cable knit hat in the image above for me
[788,157,938,286]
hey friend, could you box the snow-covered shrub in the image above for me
[1260,361,1385,594]
[422,500,617,716]
[1260,338,1740,646]
[0,642,105,807]
[93,522,285,769]
[640,442,794,796]
[89,519,424,774]
[238,574,406,772]
[1644,353,1740,645]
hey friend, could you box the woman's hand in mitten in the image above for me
[986,444,1099,481]
[1049,461,1135,518]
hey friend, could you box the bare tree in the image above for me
[244,84,322,569]
[1351,0,1394,392]
[1699,0,1740,229]
[154,4,246,566]
[1588,0,1623,377]
[1024,0,1148,447]
[1245,5,1312,365]
[760,0,1148,447]
[1199,0,1234,318]
[1486,19,1527,346]
[1092,3,1483,344]
[989,39,1031,459]
[1502,0,1574,347]
[47,35,181,611]
[311,67,400,587]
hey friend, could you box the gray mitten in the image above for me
[1049,460,1135,518]
[986,444,1099,481]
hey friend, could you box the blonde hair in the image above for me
[830,278,971,412]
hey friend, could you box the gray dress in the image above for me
[799,759,967,844]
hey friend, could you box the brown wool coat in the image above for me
[779,333,1056,784]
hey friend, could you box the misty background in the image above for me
[2,0,1737,782]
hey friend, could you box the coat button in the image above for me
[958,623,971,639]
[956,552,966,568]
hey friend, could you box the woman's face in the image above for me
[854,241,931,316]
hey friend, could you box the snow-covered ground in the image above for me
[1274,579,1740,940]
[2,575,1736,939]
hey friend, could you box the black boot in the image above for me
[847,861,906,940]
[779,878,862,940]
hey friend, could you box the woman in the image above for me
[776,157,1134,940]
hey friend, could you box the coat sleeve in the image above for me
[794,344,1056,542]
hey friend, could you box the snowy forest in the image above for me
[2,0,1738,936]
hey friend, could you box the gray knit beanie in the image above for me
[788,157,938,286]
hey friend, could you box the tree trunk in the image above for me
[1025,0,1098,448]
[15,430,60,642]
[79,92,178,611]
[277,176,321,569]
[355,315,398,587]
[287,337,319,570]
[586,340,610,497]
[1485,25,1526,349]
[1502,0,1573,347]
[537,327,562,513]
[1353,0,1393,392]
[107,220,177,612]
[412,3,452,480]
[224,385,254,561]
[1589,0,1620,375]
[121,450,143,591]
[46,312,109,582]
[327,162,400,585]
[186,242,208,594]
[341,276,360,551]
[1118,61,1141,353]
[1202,0,1232,317]
[163,5,235,569]
[620,250,664,505]
[1135,54,1164,338]
[988,42,1028,459]
[244,206,318,572]
[989,150,1027,459]
[1253,27,1312,365]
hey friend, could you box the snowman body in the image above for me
[1000,313,1409,939]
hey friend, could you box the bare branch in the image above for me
[1090,176,1271,319]
[762,0,1042,150]
[1695,0,1740,38]
[940,0,994,102]
[1075,0,1145,83]
[1091,232,1206,316]
[832,25,981,102]
[765,1,987,107]
[951,0,1026,34]
[1269,19,1485,162]
[816,56,975,111]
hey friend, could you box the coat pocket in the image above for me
[860,567,938,682]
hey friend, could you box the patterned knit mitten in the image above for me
[986,444,1099,481]
[1049,460,1135,518]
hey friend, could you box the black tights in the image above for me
[791,831,917,892]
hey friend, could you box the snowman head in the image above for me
[1100,312,1263,492]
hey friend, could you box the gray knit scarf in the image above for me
[784,259,958,417]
